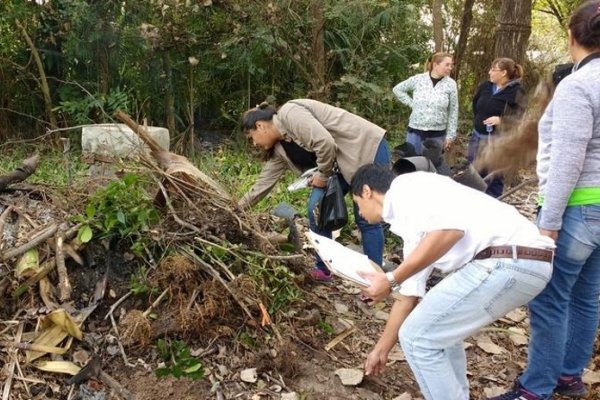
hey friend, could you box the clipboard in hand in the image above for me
[306,231,404,300]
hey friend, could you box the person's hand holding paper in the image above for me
[357,270,390,302]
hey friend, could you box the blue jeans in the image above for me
[400,258,552,400]
[520,205,600,398]
[467,130,504,198]
[406,130,446,156]
[308,138,391,272]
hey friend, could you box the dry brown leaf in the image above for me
[475,335,504,355]
[47,309,83,340]
[34,360,81,376]
[504,308,527,323]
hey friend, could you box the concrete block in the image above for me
[81,123,169,159]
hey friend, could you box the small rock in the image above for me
[216,364,229,376]
[335,368,364,386]
[240,368,258,383]
[72,349,90,365]
[281,392,300,400]
[583,369,600,384]
[334,302,349,314]
[106,345,119,356]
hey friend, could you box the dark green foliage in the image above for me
[0,0,430,144]
[77,173,160,253]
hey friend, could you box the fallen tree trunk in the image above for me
[0,154,40,191]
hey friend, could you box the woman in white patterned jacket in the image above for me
[392,53,459,155]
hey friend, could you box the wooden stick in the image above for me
[63,243,84,266]
[2,323,23,400]
[142,288,169,318]
[103,291,132,320]
[99,370,136,400]
[498,177,538,201]
[55,230,72,301]
[0,206,13,239]
[64,222,83,241]
[2,223,57,261]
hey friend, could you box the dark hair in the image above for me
[351,164,395,196]
[241,102,277,131]
[569,0,600,50]
[425,52,453,72]
[492,57,524,80]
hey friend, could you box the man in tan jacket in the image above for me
[239,99,391,281]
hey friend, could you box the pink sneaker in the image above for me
[309,268,333,282]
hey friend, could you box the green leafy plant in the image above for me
[77,173,160,249]
[155,339,204,380]
[130,266,155,295]
[318,320,335,335]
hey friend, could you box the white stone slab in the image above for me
[82,123,169,159]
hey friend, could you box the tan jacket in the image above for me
[239,99,386,208]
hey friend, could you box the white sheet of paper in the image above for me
[306,231,375,286]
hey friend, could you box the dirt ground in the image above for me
[2,172,600,400]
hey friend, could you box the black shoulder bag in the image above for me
[317,164,348,231]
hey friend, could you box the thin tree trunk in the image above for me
[163,52,176,136]
[431,0,444,52]
[453,0,476,82]
[310,0,326,98]
[310,0,327,100]
[494,0,532,63]
[15,20,57,129]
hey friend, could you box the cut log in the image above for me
[114,110,231,200]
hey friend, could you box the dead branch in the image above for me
[0,154,40,192]
[2,323,23,400]
[142,287,169,318]
[0,276,10,297]
[63,243,84,266]
[55,230,72,301]
[64,222,83,241]
[115,110,230,200]
[99,370,136,400]
[2,223,57,261]
[0,206,14,239]
[103,291,133,321]
[498,177,538,201]
[181,247,256,322]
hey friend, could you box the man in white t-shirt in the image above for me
[350,164,555,400]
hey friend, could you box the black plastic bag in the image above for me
[317,173,348,231]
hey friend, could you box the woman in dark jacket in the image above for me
[468,57,525,198]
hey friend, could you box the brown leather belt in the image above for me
[474,245,553,263]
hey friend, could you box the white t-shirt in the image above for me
[382,172,555,297]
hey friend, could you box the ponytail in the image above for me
[242,101,277,132]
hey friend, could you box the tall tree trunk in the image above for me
[162,52,176,136]
[431,0,444,52]
[310,0,327,100]
[453,0,476,82]
[16,19,58,129]
[494,0,532,63]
